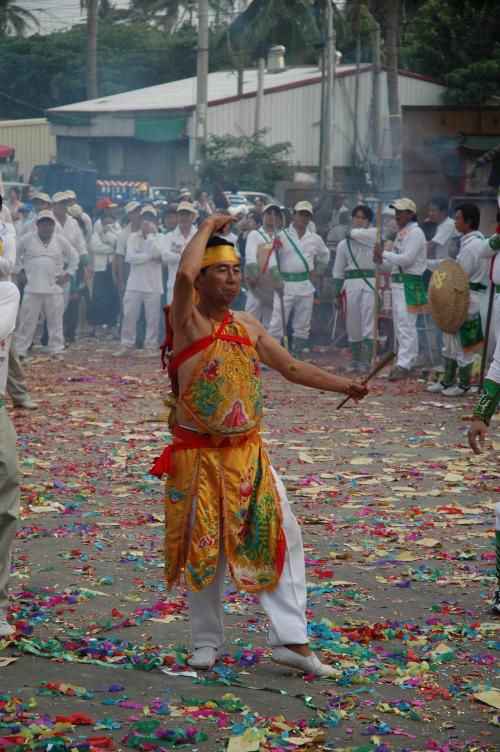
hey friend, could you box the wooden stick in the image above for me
[336,350,396,409]
[372,200,383,368]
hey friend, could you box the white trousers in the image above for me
[268,292,314,341]
[345,285,374,342]
[121,290,161,350]
[442,332,475,368]
[391,284,418,369]
[187,467,308,649]
[245,289,273,329]
[16,292,65,357]
[0,407,20,618]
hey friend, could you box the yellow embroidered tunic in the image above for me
[162,314,285,593]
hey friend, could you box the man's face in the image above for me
[352,210,369,229]
[427,203,445,224]
[197,262,241,304]
[293,210,311,231]
[53,201,68,220]
[34,200,50,214]
[164,212,177,230]
[263,209,283,233]
[454,209,469,235]
[178,210,194,230]
[254,200,265,213]
[37,219,54,241]
[128,208,142,229]
[394,209,413,229]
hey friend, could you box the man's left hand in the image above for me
[56,273,70,286]
[346,380,369,401]
[373,242,383,262]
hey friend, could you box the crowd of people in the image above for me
[0,181,499,649]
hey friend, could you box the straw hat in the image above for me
[428,259,470,333]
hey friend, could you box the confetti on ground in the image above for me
[0,339,498,751]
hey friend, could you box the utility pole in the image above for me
[386,0,402,159]
[351,0,361,167]
[85,0,99,100]
[194,0,209,183]
[254,57,265,133]
[371,22,381,161]
[320,1,336,191]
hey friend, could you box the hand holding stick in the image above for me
[336,351,396,410]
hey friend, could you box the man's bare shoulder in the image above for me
[233,309,265,343]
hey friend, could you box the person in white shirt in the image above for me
[374,197,428,380]
[52,192,87,260]
[15,211,79,361]
[19,193,52,237]
[332,205,377,371]
[244,204,284,328]
[427,203,487,397]
[425,196,460,267]
[65,190,92,245]
[88,212,120,332]
[267,201,329,358]
[0,202,37,410]
[0,279,21,637]
[113,205,168,358]
[163,201,197,304]
[113,200,142,298]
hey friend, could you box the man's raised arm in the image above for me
[170,215,230,327]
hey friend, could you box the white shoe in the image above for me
[146,349,158,358]
[441,384,469,397]
[0,619,15,638]
[51,353,64,361]
[271,647,340,677]
[187,646,217,669]
[112,347,132,358]
[426,381,446,393]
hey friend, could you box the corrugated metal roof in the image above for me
[49,65,374,114]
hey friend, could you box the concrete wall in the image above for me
[0,118,55,181]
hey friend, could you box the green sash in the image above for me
[345,269,375,280]
[469,282,487,292]
[391,272,428,313]
[280,271,310,282]
[459,312,483,352]
[283,230,310,276]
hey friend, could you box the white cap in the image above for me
[140,204,158,218]
[65,190,77,200]
[52,191,68,204]
[34,192,51,204]
[125,200,141,214]
[228,205,248,217]
[294,200,313,214]
[68,203,83,217]
[177,201,196,214]
[389,197,417,213]
[36,210,56,223]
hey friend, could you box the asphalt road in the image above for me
[1,337,498,752]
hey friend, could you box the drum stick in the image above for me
[336,350,396,409]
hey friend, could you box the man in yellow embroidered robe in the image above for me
[158,214,367,674]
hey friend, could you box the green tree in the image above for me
[401,0,500,104]
[0,0,38,36]
[202,130,292,194]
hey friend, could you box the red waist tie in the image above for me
[150,425,238,478]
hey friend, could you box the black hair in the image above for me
[456,202,480,230]
[352,204,373,222]
[206,234,234,249]
[248,211,262,226]
[0,194,2,209]
[427,195,448,213]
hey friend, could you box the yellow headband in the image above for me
[200,244,239,269]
